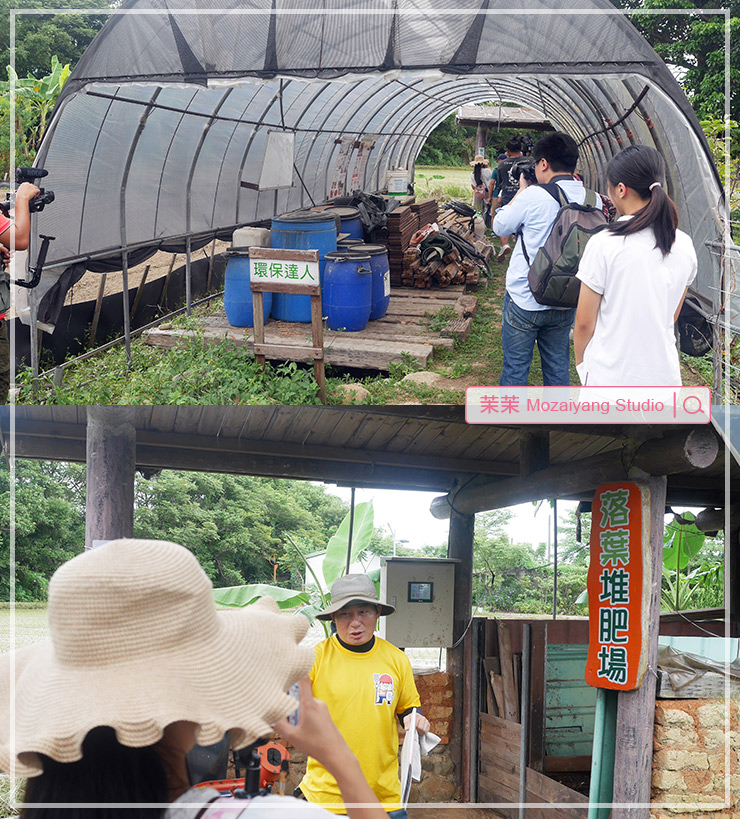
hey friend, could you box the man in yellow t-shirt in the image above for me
[299,574,430,818]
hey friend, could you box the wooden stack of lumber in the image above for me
[376,205,419,286]
[401,245,481,288]
[410,198,438,227]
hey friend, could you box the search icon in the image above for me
[682,395,705,415]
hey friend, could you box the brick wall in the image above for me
[413,670,453,744]
[650,698,739,818]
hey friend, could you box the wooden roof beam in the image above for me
[430,428,719,519]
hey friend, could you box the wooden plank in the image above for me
[613,476,668,819]
[389,286,464,299]
[498,621,520,723]
[544,755,592,773]
[490,673,506,719]
[251,280,320,295]
[143,327,433,370]
[480,739,522,767]
[529,621,547,772]
[183,314,454,352]
[249,247,319,263]
[441,316,472,340]
[480,712,521,741]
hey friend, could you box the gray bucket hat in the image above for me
[316,573,395,621]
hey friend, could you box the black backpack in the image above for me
[497,157,521,205]
[521,178,607,308]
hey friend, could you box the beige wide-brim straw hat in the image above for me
[0,539,313,778]
[469,154,490,166]
[316,573,395,620]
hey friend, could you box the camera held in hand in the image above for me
[17,167,54,213]
[509,157,537,187]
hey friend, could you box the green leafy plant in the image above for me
[0,56,70,172]
[210,500,377,638]
[426,305,457,333]
[661,512,723,612]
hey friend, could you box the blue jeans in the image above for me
[387,811,408,819]
[500,292,575,386]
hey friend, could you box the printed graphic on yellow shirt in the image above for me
[373,672,395,705]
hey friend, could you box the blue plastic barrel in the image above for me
[324,251,372,332]
[329,207,363,240]
[270,211,337,322]
[224,248,272,328]
[358,244,391,320]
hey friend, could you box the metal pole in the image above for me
[185,236,192,317]
[518,623,531,816]
[553,498,558,620]
[121,250,132,369]
[345,487,355,574]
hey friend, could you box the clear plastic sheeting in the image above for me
[657,645,740,693]
[25,0,727,330]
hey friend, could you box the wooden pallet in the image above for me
[143,288,477,372]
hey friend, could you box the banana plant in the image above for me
[662,512,707,612]
[212,500,377,638]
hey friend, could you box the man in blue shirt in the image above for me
[493,132,584,386]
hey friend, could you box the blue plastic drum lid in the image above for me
[224,248,272,328]
[270,211,337,323]
[324,252,372,332]
[327,206,363,241]
[354,244,391,320]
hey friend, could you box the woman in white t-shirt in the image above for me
[574,145,697,386]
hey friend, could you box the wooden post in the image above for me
[252,290,266,370]
[611,475,667,818]
[158,254,177,311]
[447,509,474,798]
[520,430,549,477]
[85,407,136,551]
[476,123,488,156]
[129,263,150,322]
[311,293,326,404]
[88,273,107,349]
[206,238,217,291]
[249,248,325,404]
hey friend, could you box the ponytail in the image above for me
[606,146,678,256]
[474,164,483,186]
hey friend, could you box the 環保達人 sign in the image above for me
[584,482,651,691]
[249,248,319,289]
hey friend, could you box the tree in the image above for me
[134,472,348,589]
[0,0,112,80]
[616,0,739,121]
[0,459,86,601]
[2,461,350,601]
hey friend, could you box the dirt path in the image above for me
[408,807,507,818]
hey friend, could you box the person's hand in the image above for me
[15,183,40,203]
[403,711,430,735]
[518,175,531,190]
[0,246,9,266]
[274,677,352,769]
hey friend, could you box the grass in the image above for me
[14,167,716,404]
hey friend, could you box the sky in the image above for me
[319,483,580,552]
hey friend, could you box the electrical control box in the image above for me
[379,557,458,648]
